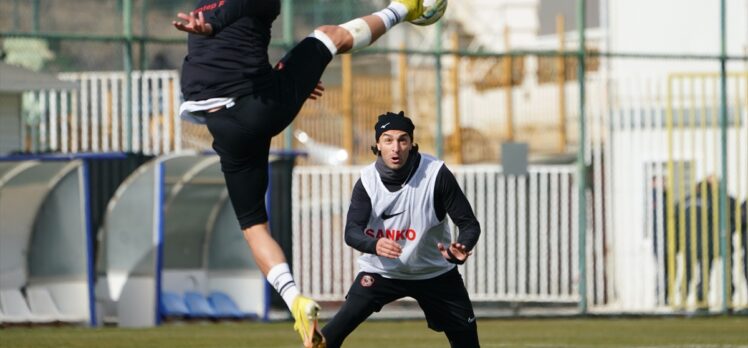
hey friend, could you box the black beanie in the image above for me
[374,111,415,142]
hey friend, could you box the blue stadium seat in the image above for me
[207,291,247,320]
[160,291,189,319]
[183,291,216,319]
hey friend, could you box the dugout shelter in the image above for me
[95,153,270,327]
[0,156,94,325]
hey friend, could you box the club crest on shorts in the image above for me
[360,275,375,287]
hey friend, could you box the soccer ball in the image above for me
[411,0,448,26]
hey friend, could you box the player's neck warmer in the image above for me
[375,149,421,188]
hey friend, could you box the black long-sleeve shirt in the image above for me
[180,0,280,101]
[345,162,481,255]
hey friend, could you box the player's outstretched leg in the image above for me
[309,0,446,56]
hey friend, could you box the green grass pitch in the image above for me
[2,317,747,347]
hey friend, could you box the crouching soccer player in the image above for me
[173,1,445,347]
[321,112,481,348]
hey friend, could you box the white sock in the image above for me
[373,2,408,30]
[266,263,300,310]
[339,18,372,51]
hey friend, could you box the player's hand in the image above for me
[308,81,325,100]
[173,11,213,35]
[438,242,472,265]
[376,238,402,259]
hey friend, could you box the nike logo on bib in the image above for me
[381,211,404,220]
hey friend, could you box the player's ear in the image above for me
[370,145,380,155]
[412,143,419,152]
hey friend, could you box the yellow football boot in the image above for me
[392,0,424,22]
[292,295,326,348]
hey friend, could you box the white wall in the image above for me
[607,0,748,76]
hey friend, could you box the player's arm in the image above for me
[345,180,402,258]
[203,0,276,35]
[435,164,481,263]
[174,0,274,35]
[344,180,378,254]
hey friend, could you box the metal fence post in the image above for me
[576,0,588,314]
[718,0,730,314]
[343,0,353,21]
[140,0,149,70]
[123,0,133,152]
[435,21,444,159]
[32,0,40,33]
[12,0,20,31]
[283,0,294,150]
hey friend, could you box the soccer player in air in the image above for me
[321,111,481,348]
[173,1,444,347]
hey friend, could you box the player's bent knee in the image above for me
[315,25,354,53]
[317,25,345,37]
[317,25,347,40]
[313,29,339,54]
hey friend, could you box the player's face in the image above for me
[377,130,413,170]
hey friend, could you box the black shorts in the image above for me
[348,267,476,332]
[204,37,333,229]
